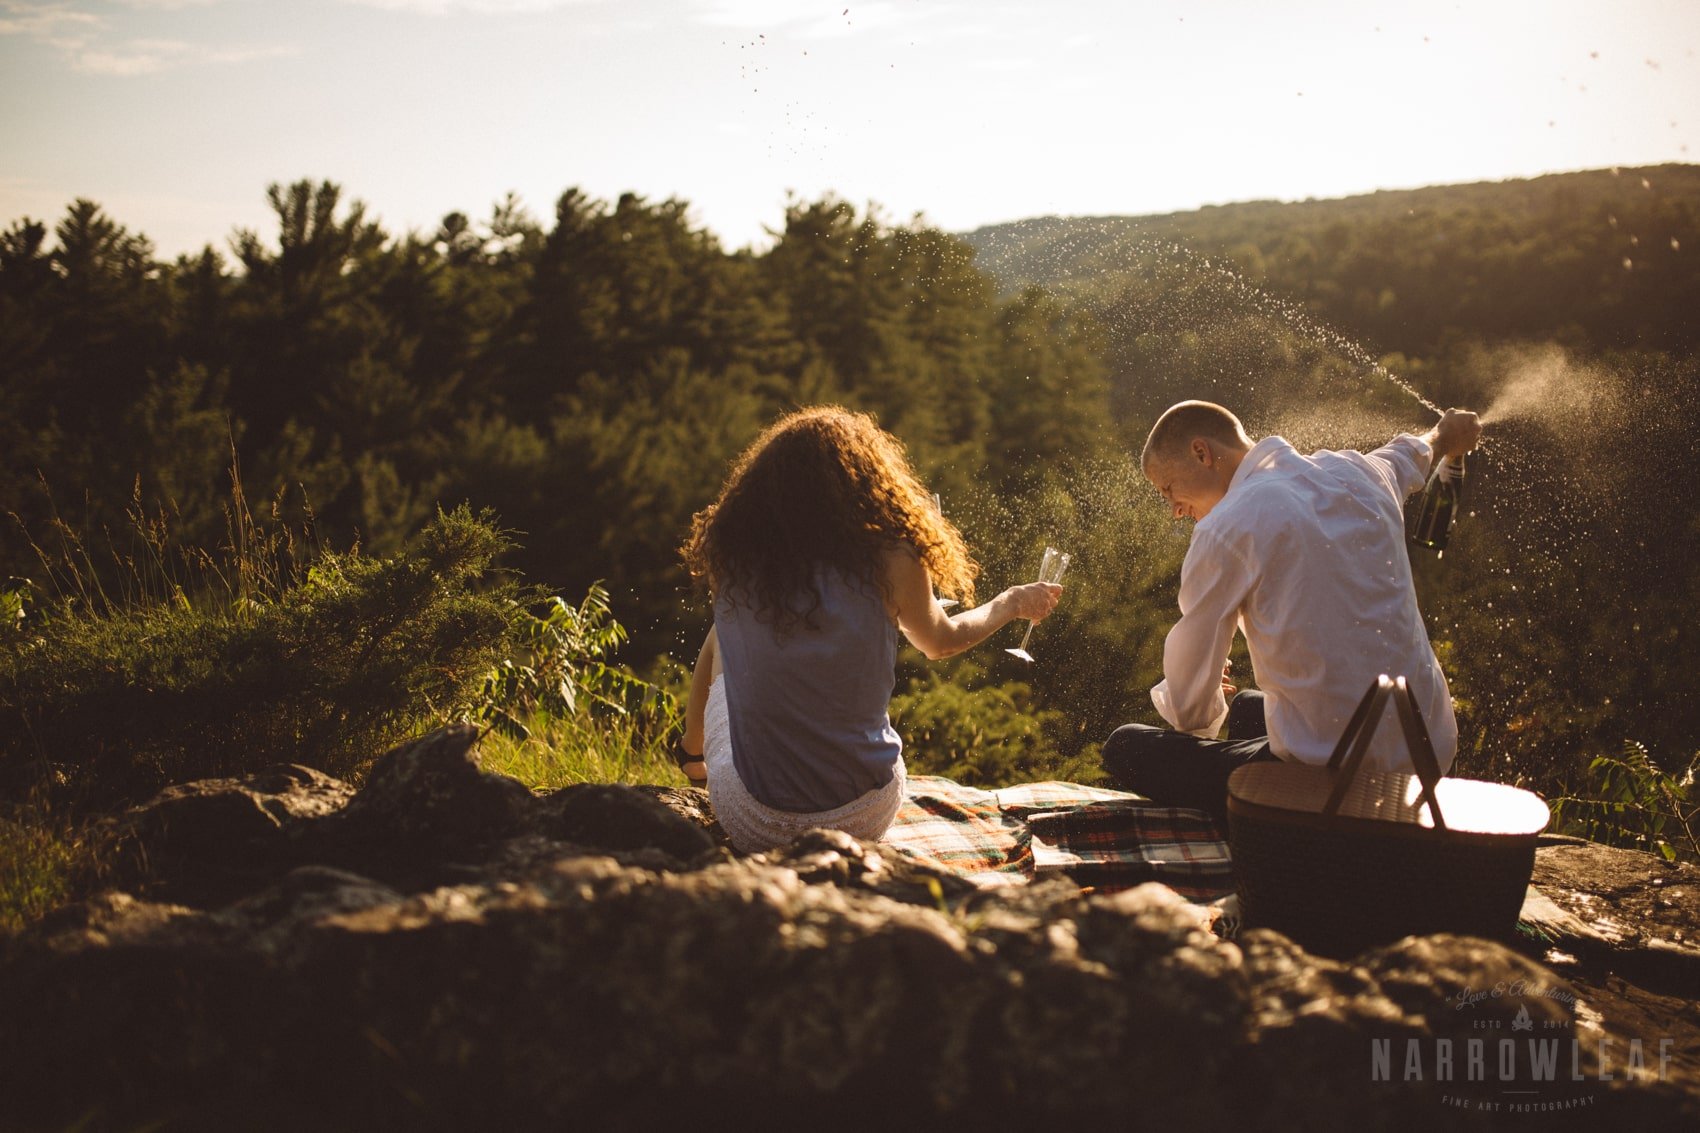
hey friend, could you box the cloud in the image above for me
[692,0,924,39]
[966,56,1037,73]
[109,0,224,10]
[0,2,101,42]
[1,1,293,74]
[198,42,294,65]
[70,43,170,74]
[690,0,812,28]
[337,0,605,13]
[68,36,294,75]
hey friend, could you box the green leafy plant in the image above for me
[0,578,31,643]
[472,584,652,741]
[1552,741,1700,863]
[470,589,685,791]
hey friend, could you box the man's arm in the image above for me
[1150,533,1252,736]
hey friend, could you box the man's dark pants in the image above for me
[1100,691,1277,827]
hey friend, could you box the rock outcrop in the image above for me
[1527,835,1700,984]
[2,725,1695,1131]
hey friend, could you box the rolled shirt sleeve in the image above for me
[1150,526,1254,737]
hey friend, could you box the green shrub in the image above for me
[1552,741,1699,863]
[891,667,1104,788]
[0,506,516,808]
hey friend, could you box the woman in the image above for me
[675,406,1061,853]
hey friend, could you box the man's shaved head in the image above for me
[1141,401,1253,473]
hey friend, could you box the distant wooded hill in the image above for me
[959,164,1700,360]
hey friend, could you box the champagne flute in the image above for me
[1006,545,1070,663]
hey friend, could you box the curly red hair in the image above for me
[681,406,976,630]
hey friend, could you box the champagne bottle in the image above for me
[1412,455,1464,552]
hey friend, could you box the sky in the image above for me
[2,0,1697,259]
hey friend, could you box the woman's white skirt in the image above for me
[703,675,906,854]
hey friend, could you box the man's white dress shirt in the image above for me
[1151,434,1459,774]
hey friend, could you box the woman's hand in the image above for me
[1001,581,1062,622]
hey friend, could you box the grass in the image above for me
[0,807,96,935]
[476,701,686,792]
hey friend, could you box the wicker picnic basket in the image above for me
[1226,675,1550,956]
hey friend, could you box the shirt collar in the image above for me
[1228,435,1295,493]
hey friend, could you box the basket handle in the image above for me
[1391,675,1448,830]
[1320,674,1448,830]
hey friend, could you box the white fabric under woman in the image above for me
[703,675,906,854]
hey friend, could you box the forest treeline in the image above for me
[3,168,1699,837]
[0,184,1109,663]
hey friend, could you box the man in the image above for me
[1102,400,1482,824]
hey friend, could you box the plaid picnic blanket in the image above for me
[881,774,1236,903]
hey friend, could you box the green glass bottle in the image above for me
[1412,455,1464,552]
